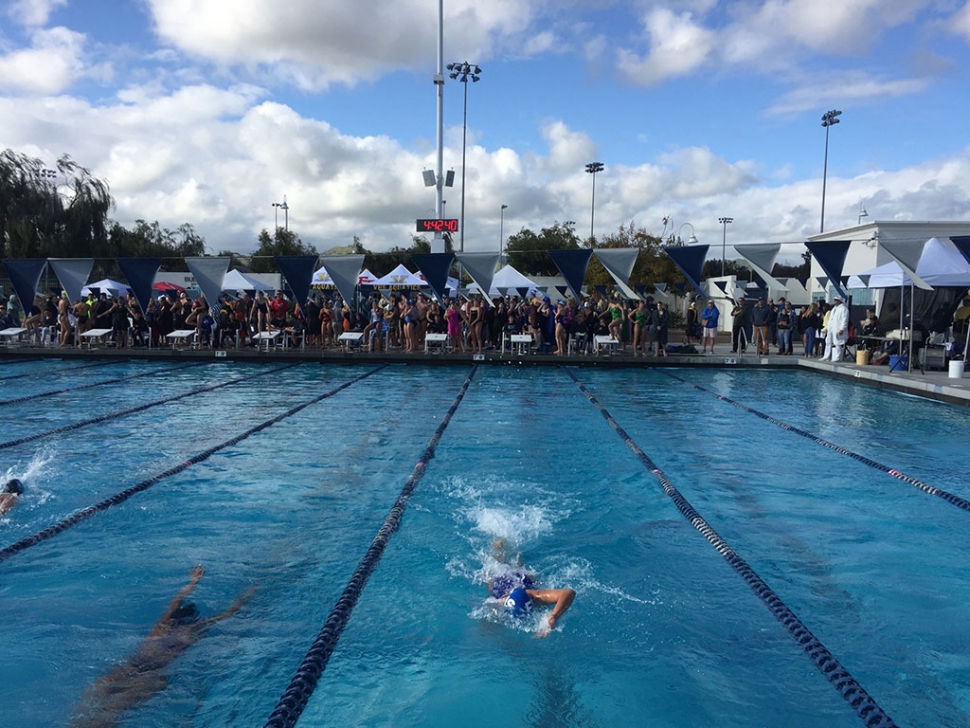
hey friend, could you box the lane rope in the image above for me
[0,363,303,451]
[0,362,206,407]
[565,368,896,728]
[660,371,970,514]
[0,359,114,382]
[264,365,479,728]
[0,365,387,564]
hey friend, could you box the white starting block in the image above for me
[81,328,114,349]
[594,335,619,356]
[339,332,364,352]
[425,333,448,353]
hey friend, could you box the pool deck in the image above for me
[3,341,969,408]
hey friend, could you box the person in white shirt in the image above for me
[823,297,849,362]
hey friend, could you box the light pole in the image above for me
[678,222,698,246]
[447,62,482,255]
[718,217,733,276]
[272,195,289,232]
[500,204,508,264]
[820,109,841,233]
[585,162,604,242]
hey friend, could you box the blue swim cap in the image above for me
[504,587,531,617]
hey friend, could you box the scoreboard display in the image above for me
[416,218,459,233]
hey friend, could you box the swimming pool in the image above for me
[0,360,968,727]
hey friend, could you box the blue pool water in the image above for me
[0,360,968,727]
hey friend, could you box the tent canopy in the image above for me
[847,261,912,289]
[82,278,132,297]
[223,269,273,291]
[373,264,425,288]
[915,237,970,287]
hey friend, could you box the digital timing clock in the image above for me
[415,218,459,233]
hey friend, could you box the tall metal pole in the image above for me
[432,0,445,253]
[500,204,507,264]
[447,62,482,256]
[585,162,603,242]
[718,217,733,276]
[820,109,841,233]
[282,194,288,232]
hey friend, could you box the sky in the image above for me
[2,0,970,263]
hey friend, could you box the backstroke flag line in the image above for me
[116,258,162,315]
[48,258,94,305]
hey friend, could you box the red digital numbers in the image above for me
[415,218,459,233]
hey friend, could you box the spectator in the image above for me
[750,297,772,355]
[700,300,720,354]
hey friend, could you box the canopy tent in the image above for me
[223,269,273,291]
[847,261,912,290]
[81,278,132,298]
[153,281,184,293]
[915,237,970,287]
[466,264,539,298]
[373,264,425,288]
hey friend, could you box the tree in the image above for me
[584,223,687,291]
[505,221,581,276]
[248,228,319,273]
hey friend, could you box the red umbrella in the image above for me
[153,281,184,293]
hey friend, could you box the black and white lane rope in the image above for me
[0,365,386,564]
[0,363,302,451]
[565,368,896,728]
[0,359,113,382]
[264,366,478,728]
[0,361,206,407]
[661,371,970,514]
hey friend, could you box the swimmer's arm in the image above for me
[155,566,204,627]
[527,588,576,635]
[200,585,255,628]
[0,493,17,516]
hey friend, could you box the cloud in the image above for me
[616,9,715,86]
[952,2,970,40]
[7,0,67,27]
[146,0,538,89]
[0,27,87,94]
[765,70,931,115]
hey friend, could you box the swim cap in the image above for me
[504,587,531,617]
[4,479,23,495]
[170,601,200,625]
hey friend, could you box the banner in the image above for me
[1,259,46,315]
[879,239,932,290]
[804,241,850,298]
[456,253,500,301]
[116,257,162,314]
[185,256,229,315]
[411,253,455,303]
[275,255,320,309]
[547,249,592,303]
[321,255,364,308]
[48,258,93,304]
[663,244,709,298]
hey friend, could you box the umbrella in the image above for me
[153,281,185,293]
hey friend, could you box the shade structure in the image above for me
[663,244,709,298]
[804,240,851,299]
[411,253,455,303]
[223,269,272,292]
[185,257,229,314]
[593,248,641,300]
[116,257,162,315]
[456,253,501,301]
[81,277,132,298]
[2,259,47,312]
[547,249,593,303]
[914,237,970,287]
[48,258,93,304]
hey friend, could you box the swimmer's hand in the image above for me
[533,615,559,639]
[189,565,204,582]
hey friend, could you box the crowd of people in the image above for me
[3,286,967,362]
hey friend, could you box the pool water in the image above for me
[0,361,968,727]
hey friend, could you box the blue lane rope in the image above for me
[0,362,206,407]
[0,363,302,451]
[660,371,970,515]
[564,368,897,728]
[0,365,387,564]
[0,359,114,382]
[264,365,479,728]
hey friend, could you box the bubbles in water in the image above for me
[1,444,57,509]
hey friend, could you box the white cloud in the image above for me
[616,9,715,86]
[0,27,86,93]
[146,0,537,89]
[952,2,970,40]
[766,70,930,115]
[7,0,67,27]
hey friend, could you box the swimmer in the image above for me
[0,478,23,516]
[488,540,576,638]
[69,565,253,728]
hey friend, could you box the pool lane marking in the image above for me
[0,363,303,451]
[0,361,207,407]
[0,365,387,564]
[660,371,970,515]
[565,368,897,728]
[264,366,479,728]
[0,359,115,382]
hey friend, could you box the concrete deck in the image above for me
[2,342,968,408]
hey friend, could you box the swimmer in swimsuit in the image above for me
[69,565,253,728]
[0,479,23,516]
[488,540,576,638]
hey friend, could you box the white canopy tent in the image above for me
[81,278,131,298]
[223,269,273,291]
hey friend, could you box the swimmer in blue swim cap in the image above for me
[489,540,576,638]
